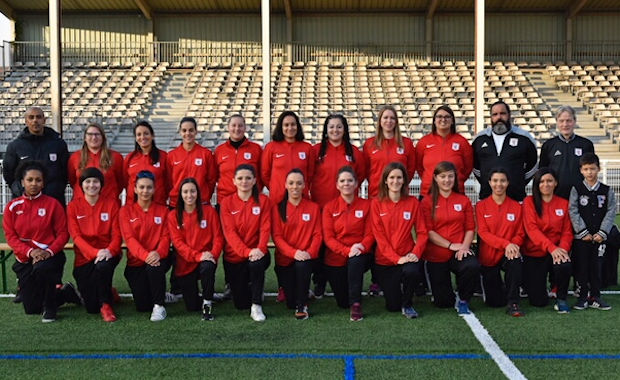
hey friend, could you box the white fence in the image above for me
[0,159,619,213]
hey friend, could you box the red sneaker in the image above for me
[276,287,286,303]
[100,303,117,322]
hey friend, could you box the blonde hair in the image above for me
[374,105,404,149]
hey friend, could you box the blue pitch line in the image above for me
[344,356,356,380]
[0,352,488,361]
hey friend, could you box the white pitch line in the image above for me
[461,313,527,380]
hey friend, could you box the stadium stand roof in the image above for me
[1,0,619,20]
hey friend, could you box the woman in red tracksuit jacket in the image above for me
[214,114,263,205]
[311,114,366,208]
[363,105,416,198]
[167,117,217,207]
[475,167,525,316]
[3,161,70,322]
[322,166,374,321]
[420,161,479,315]
[68,122,125,202]
[124,121,170,206]
[119,170,171,322]
[261,111,315,203]
[220,164,271,322]
[416,105,473,196]
[371,162,427,318]
[522,167,573,313]
[168,178,223,320]
[67,167,122,322]
[271,169,322,320]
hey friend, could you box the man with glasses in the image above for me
[3,107,69,206]
[472,101,538,201]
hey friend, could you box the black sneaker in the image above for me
[588,297,611,310]
[42,308,56,323]
[61,282,83,305]
[573,298,588,310]
[295,304,309,320]
[13,290,22,304]
[202,302,214,321]
[313,282,325,299]
[506,303,525,317]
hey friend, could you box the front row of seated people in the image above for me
[3,152,615,323]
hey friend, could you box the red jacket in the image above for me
[219,193,272,264]
[167,205,223,276]
[261,140,315,203]
[68,149,125,201]
[311,142,367,207]
[363,137,416,198]
[322,196,374,267]
[475,196,525,267]
[119,202,170,267]
[522,196,573,258]
[3,193,69,263]
[271,198,322,267]
[371,196,427,266]
[67,196,122,267]
[415,133,473,196]
[420,192,475,263]
[167,144,217,207]
[214,139,263,204]
[124,149,170,206]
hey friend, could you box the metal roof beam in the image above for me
[283,0,293,19]
[567,0,588,19]
[426,0,439,19]
[0,0,15,20]
[134,0,153,20]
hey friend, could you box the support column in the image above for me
[261,0,271,146]
[49,0,62,135]
[474,0,485,135]
[566,18,572,62]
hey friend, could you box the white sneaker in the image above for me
[150,304,167,322]
[165,292,182,304]
[250,304,266,322]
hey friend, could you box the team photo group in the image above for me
[2,100,617,324]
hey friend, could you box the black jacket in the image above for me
[3,126,69,205]
[539,134,594,199]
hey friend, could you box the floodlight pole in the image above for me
[49,0,62,135]
[474,0,485,135]
[261,0,271,146]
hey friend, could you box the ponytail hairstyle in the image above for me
[278,168,305,223]
[175,177,203,228]
[377,162,408,201]
[429,161,459,220]
[318,114,355,164]
[131,120,160,165]
[234,164,259,203]
[532,167,557,217]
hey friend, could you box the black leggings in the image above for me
[124,258,171,312]
[177,261,217,312]
[224,255,270,310]
[480,256,522,307]
[12,251,66,314]
[73,256,120,313]
[374,262,422,311]
[523,254,571,307]
[325,254,372,308]
[425,255,480,308]
[276,259,316,309]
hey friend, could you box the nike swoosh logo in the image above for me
[484,214,492,218]
[129,163,138,167]
[426,144,435,148]
[221,155,229,160]
[77,215,86,219]
[231,210,241,215]
[20,156,29,159]
[332,212,341,217]
[130,218,138,223]
[379,213,387,217]
[173,160,183,165]
[372,150,379,154]
[275,154,285,158]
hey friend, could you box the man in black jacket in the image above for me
[539,105,594,199]
[3,107,69,206]
[472,101,538,201]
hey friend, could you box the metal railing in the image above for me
[1,159,619,213]
[9,40,620,66]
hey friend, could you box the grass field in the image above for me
[1,216,620,379]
